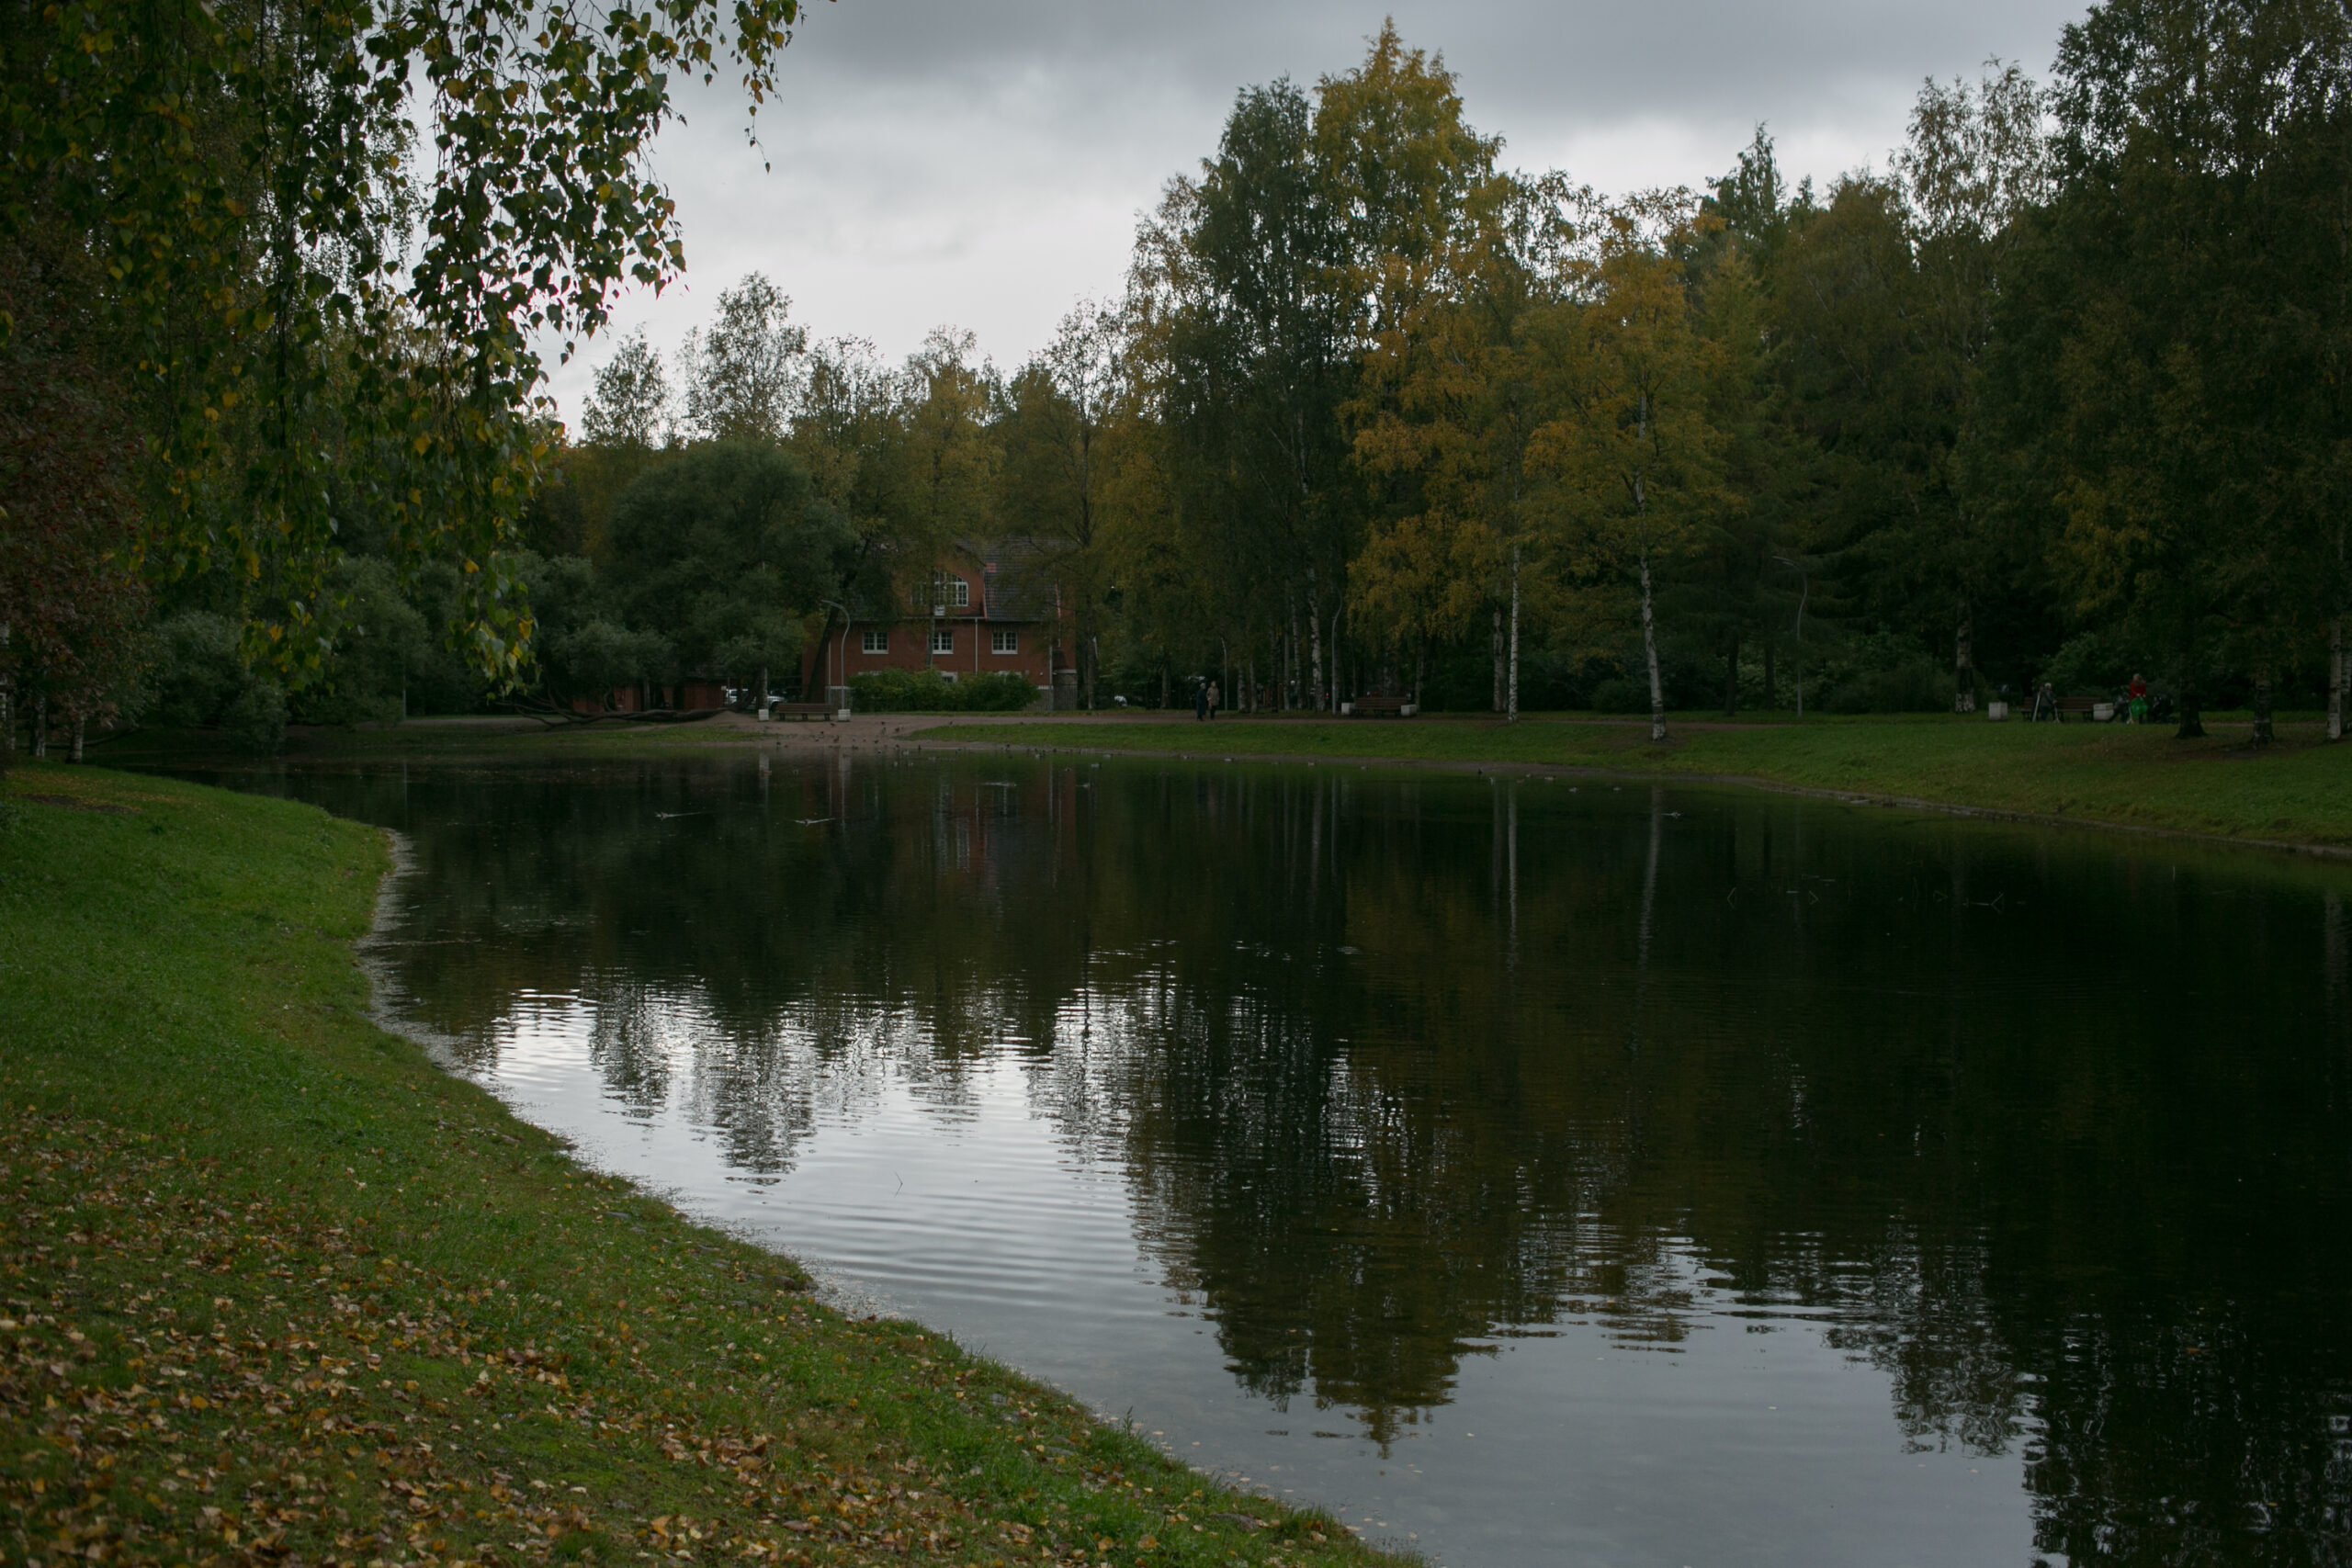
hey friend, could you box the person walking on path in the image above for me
[1207,681,1221,721]
[1194,680,1207,722]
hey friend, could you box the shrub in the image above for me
[2041,632,2132,697]
[849,668,1038,713]
[141,611,289,750]
[221,678,289,753]
[1590,677,1648,714]
[1822,659,1951,714]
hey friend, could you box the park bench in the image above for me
[2052,696,2101,722]
[1350,693,1411,717]
[768,702,837,721]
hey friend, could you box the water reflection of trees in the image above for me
[337,755,2351,1561]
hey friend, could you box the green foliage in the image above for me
[850,669,1039,713]
[1971,0,2352,733]
[140,611,289,752]
[0,0,804,686]
[286,558,434,726]
[679,275,808,445]
[2041,632,2132,698]
[605,442,852,687]
[1821,659,1953,715]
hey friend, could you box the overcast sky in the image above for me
[540,0,2091,425]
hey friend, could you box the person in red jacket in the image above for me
[2128,672,2149,724]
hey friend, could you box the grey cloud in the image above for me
[783,0,2082,133]
[541,0,2089,422]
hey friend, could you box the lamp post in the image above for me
[1773,556,1809,719]
[820,599,851,716]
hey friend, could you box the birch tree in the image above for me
[1352,175,1578,718]
[682,274,809,446]
[1534,197,1727,741]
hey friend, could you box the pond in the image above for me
[174,749,2352,1567]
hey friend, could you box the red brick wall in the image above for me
[806,615,1057,692]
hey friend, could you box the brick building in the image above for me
[803,537,1069,702]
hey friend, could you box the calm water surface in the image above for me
[177,751,2352,1568]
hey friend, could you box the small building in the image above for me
[803,537,1069,701]
[564,678,729,715]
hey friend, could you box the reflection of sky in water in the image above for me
[393,974,2032,1568]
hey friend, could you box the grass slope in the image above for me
[0,762,1391,1568]
[917,715,2352,849]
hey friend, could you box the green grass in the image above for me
[0,761,1393,1568]
[913,713,2352,850]
[91,716,767,766]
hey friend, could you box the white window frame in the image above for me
[861,629,888,655]
[945,577,971,608]
[991,628,1018,656]
[930,626,955,655]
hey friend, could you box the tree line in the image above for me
[6,0,2347,749]
[547,2,2352,741]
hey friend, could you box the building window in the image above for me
[991,629,1018,655]
[861,629,888,655]
[947,578,971,607]
[931,627,955,655]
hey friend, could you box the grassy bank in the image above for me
[0,762,1390,1568]
[915,714,2352,850]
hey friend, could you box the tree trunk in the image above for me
[1639,546,1666,743]
[2253,669,2274,747]
[1329,604,1344,712]
[2330,615,2345,742]
[1507,545,1521,725]
[756,664,769,715]
[1723,631,1738,718]
[1953,608,1976,713]
[2175,663,2204,739]
[1080,606,1097,710]
[1764,640,1776,712]
[1289,602,1302,712]
[1309,588,1326,712]
[1486,606,1505,719]
[32,692,46,759]
[70,713,85,763]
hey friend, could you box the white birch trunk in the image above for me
[1953,610,1976,713]
[1639,545,1666,742]
[1308,586,1325,712]
[2331,615,2346,742]
[1508,544,1521,725]
[1491,607,1504,713]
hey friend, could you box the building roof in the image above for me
[849,536,1069,625]
[961,536,1067,623]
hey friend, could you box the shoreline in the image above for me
[93,703,2352,861]
[894,713,2352,863]
[0,760,1397,1568]
[904,725,2352,865]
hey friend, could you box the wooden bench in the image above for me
[1351,693,1409,716]
[767,702,837,721]
[2052,696,2100,722]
